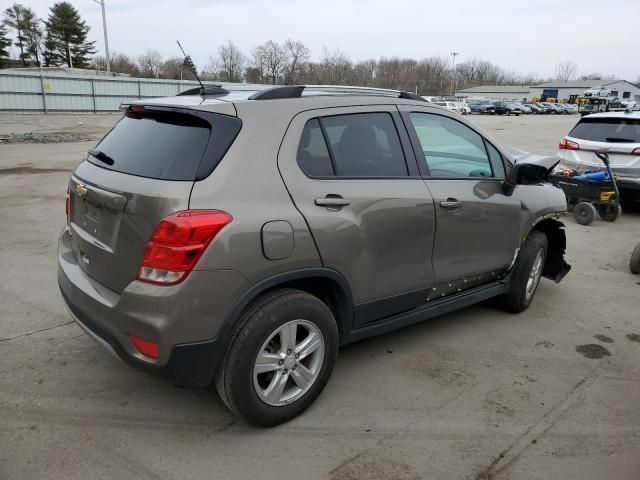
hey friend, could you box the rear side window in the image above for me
[321,113,407,177]
[297,119,334,176]
[90,111,240,181]
[569,117,640,143]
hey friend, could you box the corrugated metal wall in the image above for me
[0,71,253,113]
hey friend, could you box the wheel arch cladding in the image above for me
[532,218,571,282]
[221,269,354,350]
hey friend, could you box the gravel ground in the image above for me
[0,132,96,144]
[1,113,639,480]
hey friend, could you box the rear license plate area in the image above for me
[82,200,101,237]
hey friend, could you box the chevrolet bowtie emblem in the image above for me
[74,184,88,197]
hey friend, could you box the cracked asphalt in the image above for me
[1,113,639,480]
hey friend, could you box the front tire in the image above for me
[500,231,547,313]
[215,289,338,427]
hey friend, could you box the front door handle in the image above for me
[439,199,462,209]
[315,196,350,208]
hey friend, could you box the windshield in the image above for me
[569,117,640,143]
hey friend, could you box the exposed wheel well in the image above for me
[273,277,352,340]
[531,218,571,282]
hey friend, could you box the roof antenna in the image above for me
[177,40,205,94]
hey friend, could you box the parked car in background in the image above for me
[557,104,576,114]
[432,101,462,114]
[541,102,565,114]
[523,103,544,114]
[519,104,532,114]
[468,100,496,114]
[534,103,552,114]
[557,112,640,203]
[493,102,523,116]
[584,86,611,97]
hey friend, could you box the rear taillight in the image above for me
[559,137,580,150]
[65,185,70,225]
[137,210,232,285]
[632,147,640,155]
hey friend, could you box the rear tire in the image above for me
[500,231,548,313]
[574,202,596,225]
[597,203,622,222]
[215,289,338,427]
[630,243,640,274]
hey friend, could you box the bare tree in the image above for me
[93,52,140,75]
[252,40,287,84]
[353,59,377,86]
[160,56,197,80]
[208,40,245,82]
[316,47,353,85]
[283,39,310,84]
[579,72,615,81]
[137,49,162,78]
[554,60,578,81]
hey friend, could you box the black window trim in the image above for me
[402,110,508,182]
[296,110,422,180]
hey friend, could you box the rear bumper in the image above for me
[58,227,250,386]
[59,286,222,385]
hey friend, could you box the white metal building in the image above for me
[454,85,531,101]
[529,80,640,103]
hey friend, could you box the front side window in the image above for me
[321,113,408,177]
[486,142,506,179]
[408,112,493,178]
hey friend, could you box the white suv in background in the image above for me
[557,112,640,202]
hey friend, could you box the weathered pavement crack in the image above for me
[0,320,75,342]
[474,364,603,480]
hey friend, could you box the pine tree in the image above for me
[3,4,29,65]
[21,8,43,66]
[44,2,95,68]
[0,24,11,67]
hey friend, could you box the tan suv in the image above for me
[58,85,570,426]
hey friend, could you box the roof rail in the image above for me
[248,85,427,102]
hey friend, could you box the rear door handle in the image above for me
[439,199,462,209]
[315,196,350,207]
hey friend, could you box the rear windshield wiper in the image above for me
[88,148,115,166]
[604,137,635,143]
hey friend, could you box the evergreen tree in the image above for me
[0,24,11,67]
[44,2,95,68]
[3,4,29,65]
[22,8,43,66]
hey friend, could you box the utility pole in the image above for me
[450,51,459,96]
[92,0,110,73]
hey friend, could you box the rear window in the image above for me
[90,111,240,181]
[569,117,640,143]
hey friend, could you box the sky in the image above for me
[13,0,640,80]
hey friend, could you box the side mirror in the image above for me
[502,163,550,195]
